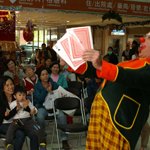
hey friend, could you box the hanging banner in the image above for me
[44,0,150,16]
[0,0,44,8]
[0,10,15,41]
[0,0,150,16]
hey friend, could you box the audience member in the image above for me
[34,67,71,149]
[103,46,118,64]
[33,67,58,129]
[22,65,38,101]
[46,41,57,62]
[41,43,49,59]
[3,59,25,85]
[5,85,46,150]
[36,57,45,74]
[34,49,41,65]
[130,40,139,59]
[44,57,52,74]
[122,43,132,61]
[60,58,76,81]
[50,61,68,89]
[0,76,39,150]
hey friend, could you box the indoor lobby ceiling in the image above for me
[15,8,150,29]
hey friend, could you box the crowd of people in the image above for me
[0,35,149,150]
[0,42,78,150]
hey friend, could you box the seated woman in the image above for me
[50,61,68,89]
[59,58,76,82]
[3,59,25,85]
[5,85,46,150]
[33,67,71,149]
[22,65,38,101]
[0,76,39,150]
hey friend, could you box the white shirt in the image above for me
[9,100,37,119]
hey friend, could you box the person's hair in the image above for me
[14,85,27,95]
[36,67,49,79]
[45,57,52,62]
[108,46,113,51]
[23,64,35,73]
[41,43,46,47]
[132,40,138,46]
[50,61,60,72]
[6,59,16,69]
[0,76,14,92]
[0,76,14,107]
[35,48,40,53]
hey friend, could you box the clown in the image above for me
[70,32,150,150]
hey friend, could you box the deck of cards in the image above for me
[53,26,93,70]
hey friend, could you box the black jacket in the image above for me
[0,94,17,125]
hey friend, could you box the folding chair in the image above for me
[53,97,88,150]
[67,81,83,98]
[45,109,55,147]
[67,81,88,124]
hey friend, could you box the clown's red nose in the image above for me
[139,37,145,43]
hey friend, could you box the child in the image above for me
[5,85,46,150]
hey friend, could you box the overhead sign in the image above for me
[0,0,150,16]
[0,0,44,8]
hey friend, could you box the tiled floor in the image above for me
[0,116,150,150]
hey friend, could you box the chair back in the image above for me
[52,96,88,150]
[67,81,83,98]
[54,97,80,110]
[67,81,87,124]
[53,97,86,125]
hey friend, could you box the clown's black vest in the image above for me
[101,59,150,150]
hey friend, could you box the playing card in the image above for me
[53,33,85,70]
[67,26,93,50]
[53,36,74,69]
[53,26,93,71]
[67,33,85,61]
